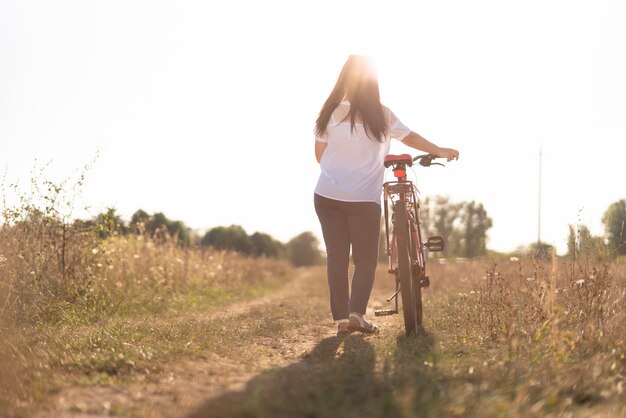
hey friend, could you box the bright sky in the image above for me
[1,0,625,255]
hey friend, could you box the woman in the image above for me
[314,55,459,336]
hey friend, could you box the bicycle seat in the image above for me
[384,154,413,168]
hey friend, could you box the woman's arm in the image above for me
[401,131,459,161]
[315,141,327,163]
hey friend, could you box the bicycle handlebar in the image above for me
[413,154,445,167]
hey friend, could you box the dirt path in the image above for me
[27,264,626,418]
[30,267,336,418]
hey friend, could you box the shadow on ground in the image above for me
[187,331,440,418]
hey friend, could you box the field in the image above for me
[1,218,624,418]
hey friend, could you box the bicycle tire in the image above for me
[393,201,419,336]
[409,217,424,329]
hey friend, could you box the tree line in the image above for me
[90,197,624,267]
[419,196,493,258]
[378,196,494,260]
[89,208,322,266]
[381,196,625,261]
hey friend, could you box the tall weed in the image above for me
[437,254,625,411]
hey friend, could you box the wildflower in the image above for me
[92,248,99,255]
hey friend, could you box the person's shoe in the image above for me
[348,313,380,333]
[337,321,352,336]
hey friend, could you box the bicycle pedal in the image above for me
[374,308,398,316]
[420,276,430,288]
[425,235,445,252]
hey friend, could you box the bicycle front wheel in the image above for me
[393,201,419,336]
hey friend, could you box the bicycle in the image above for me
[374,153,446,336]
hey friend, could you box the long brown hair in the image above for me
[315,55,388,142]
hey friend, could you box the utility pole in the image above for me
[537,145,542,248]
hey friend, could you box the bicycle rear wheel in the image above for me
[409,225,424,330]
[393,201,419,336]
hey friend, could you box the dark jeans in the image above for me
[314,193,381,321]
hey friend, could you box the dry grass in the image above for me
[0,168,294,416]
[0,219,289,323]
[424,256,625,416]
[181,257,625,418]
[2,241,625,417]
[0,219,291,416]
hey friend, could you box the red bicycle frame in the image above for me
[376,154,444,321]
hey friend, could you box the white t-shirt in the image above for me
[314,101,411,204]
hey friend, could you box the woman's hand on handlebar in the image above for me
[400,132,459,162]
[434,147,459,162]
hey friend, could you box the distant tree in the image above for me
[128,210,191,244]
[602,199,626,256]
[250,232,284,258]
[286,232,322,266]
[166,220,192,245]
[129,209,150,233]
[94,207,125,238]
[149,212,169,234]
[458,201,493,258]
[201,225,253,255]
[420,196,462,258]
[420,196,493,258]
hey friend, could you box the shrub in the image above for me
[286,232,322,267]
